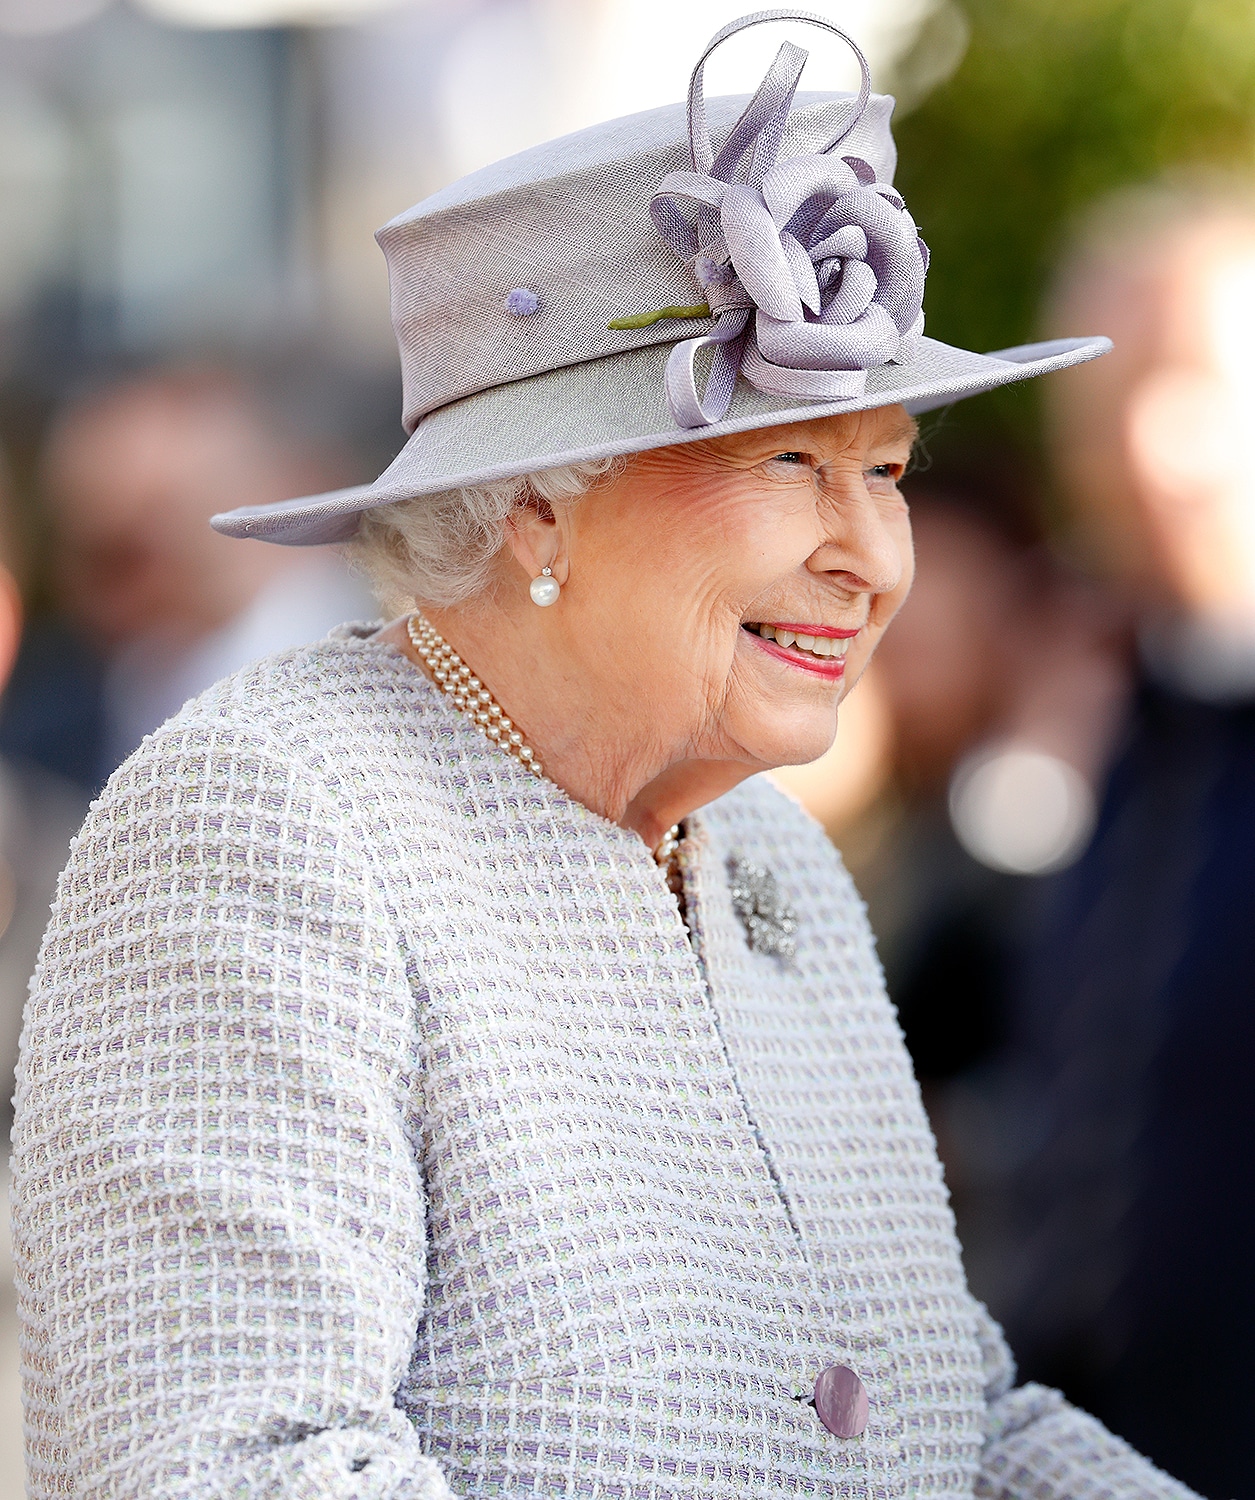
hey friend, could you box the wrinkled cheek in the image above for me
[869,538,915,636]
[841,626,889,695]
[721,632,778,712]
[618,611,732,719]
[874,582,912,633]
[695,630,747,715]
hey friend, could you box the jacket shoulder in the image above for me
[707,773,849,873]
[702,773,870,929]
[176,630,413,735]
[103,633,420,786]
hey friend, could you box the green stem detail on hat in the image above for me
[607,303,712,330]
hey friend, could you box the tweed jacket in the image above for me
[12,630,1197,1500]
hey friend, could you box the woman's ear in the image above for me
[504,494,571,586]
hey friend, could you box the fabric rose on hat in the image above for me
[645,23,929,428]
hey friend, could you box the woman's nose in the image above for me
[809,482,905,596]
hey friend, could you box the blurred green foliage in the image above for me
[892,0,1255,460]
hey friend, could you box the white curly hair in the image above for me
[349,457,625,614]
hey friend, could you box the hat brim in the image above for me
[212,334,1110,546]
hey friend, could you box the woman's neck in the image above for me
[379,606,756,853]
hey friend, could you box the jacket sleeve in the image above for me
[973,1305,1201,1500]
[12,720,454,1500]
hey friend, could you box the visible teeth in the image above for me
[749,623,857,659]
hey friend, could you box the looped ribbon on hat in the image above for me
[648,9,929,428]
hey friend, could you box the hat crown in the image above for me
[377,87,900,433]
[410,89,897,219]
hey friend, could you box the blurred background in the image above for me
[2,0,1254,1494]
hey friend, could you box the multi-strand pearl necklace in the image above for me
[405,611,682,878]
[407,611,544,776]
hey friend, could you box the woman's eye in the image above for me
[866,463,898,481]
[772,452,805,464]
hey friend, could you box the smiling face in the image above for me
[501,404,917,794]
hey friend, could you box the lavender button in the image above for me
[813,1364,869,1438]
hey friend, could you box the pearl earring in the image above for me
[529,566,560,607]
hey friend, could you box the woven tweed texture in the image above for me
[12,631,1198,1500]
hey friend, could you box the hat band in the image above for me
[646,9,930,428]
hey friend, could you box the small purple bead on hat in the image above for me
[505,288,541,317]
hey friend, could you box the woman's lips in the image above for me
[762,623,860,640]
[742,621,855,680]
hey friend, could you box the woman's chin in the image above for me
[739,713,840,773]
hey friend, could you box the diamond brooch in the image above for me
[727,855,798,960]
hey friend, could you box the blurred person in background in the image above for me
[39,366,374,784]
[801,186,1255,1494]
[820,481,1126,1283]
[0,452,85,1127]
[971,184,1255,1498]
[861,479,1054,1013]
[817,484,1039,1099]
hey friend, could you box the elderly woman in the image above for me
[13,13,1195,1500]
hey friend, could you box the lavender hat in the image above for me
[213,8,1109,547]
